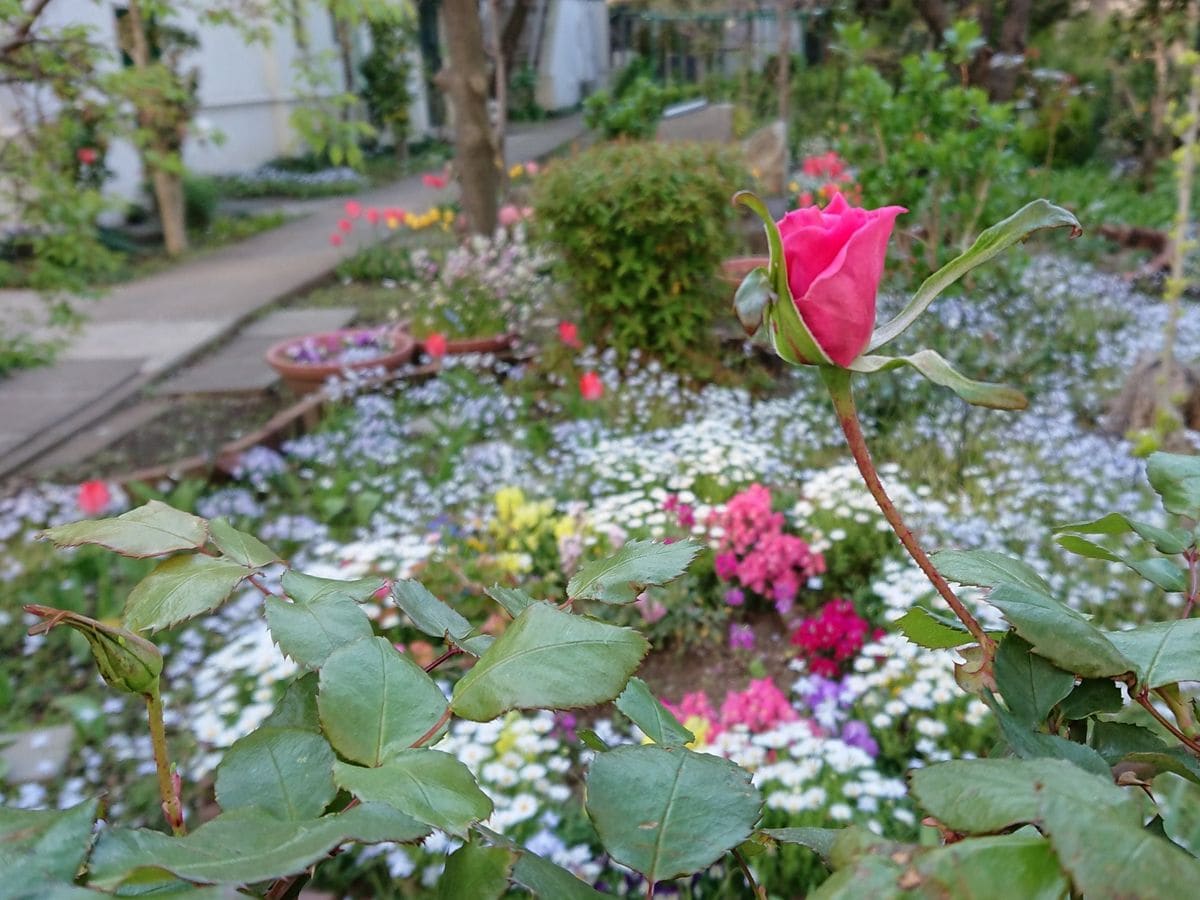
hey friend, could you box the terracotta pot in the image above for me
[265,325,417,396]
[417,333,519,359]
[720,256,770,291]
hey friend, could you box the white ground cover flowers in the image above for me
[0,253,1193,894]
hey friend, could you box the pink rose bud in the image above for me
[424,333,447,358]
[77,480,110,516]
[578,371,604,400]
[344,200,362,218]
[776,192,905,366]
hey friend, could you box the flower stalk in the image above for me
[821,367,997,667]
[145,689,186,836]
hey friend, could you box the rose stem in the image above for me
[145,689,186,836]
[821,367,996,661]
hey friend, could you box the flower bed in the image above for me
[1,251,1196,895]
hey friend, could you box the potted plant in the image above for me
[265,324,416,395]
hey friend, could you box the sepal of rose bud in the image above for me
[25,604,163,695]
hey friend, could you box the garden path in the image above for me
[0,115,585,483]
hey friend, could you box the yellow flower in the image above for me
[553,515,578,542]
[508,163,524,179]
[681,715,711,749]
[788,180,800,193]
[494,486,525,522]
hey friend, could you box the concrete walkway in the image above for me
[0,115,584,482]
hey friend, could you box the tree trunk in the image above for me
[489,0,507,178]
[776,0,790,125]
[913,0,951,43]
[440,0,500,235]
[126,0,187,256]
[985,0,1032,101]
[500,0,533,74]
[329,5,355,111]
[1145,31,1170,181]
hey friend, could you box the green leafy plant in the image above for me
[533,141,743,369]
[583,76,668,140]
[835,20,1026,274]
[360,18,414,159]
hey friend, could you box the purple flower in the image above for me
[724,588,745,607]
[840,720,879,757]
[728,622,755,651]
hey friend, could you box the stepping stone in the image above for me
[0,359,142,437]
[657,102,735,144]
[61,320,229,375]
[31,397,173,475]
[242,307,358,338]
[153,307,357,395]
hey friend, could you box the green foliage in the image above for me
[334,241,417,283]
[360,18,414,155]
[567,539,701,604]
[835,23,1026,275]
[533,141,743,368]
[583,75,667,140]
[290,52,375,171]
[183,173,220,231]
[450,602,649,721]
[585,744,762,883]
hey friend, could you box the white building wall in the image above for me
[1,1,431,204]
[537,0,608,110]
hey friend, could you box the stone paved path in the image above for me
[0,115,584,482]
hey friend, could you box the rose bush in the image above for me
[776,193,906,366]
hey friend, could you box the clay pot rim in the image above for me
[265,325,416,382]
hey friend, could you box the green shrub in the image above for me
[582,76,667,140]
[183,173,220,231]
[835,22,1025,276]
[1019,86,1101,168]
[533,141,744,369]
[334,242,415,284]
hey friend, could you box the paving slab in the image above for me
[657,103,735,144]
[0,359,142,438]
[242,306,358,338]
[153,334,281,395]
[31,397,173,476]
[60,320,229,375]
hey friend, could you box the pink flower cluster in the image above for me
[710,484,824,615]
[790,598,877,677]
[795,151,862,208]
[664,678,797,742]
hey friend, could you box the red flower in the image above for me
[557,321,581,348]
[579,371,604,400]
[77,480,110,516]
[424,332,447,358]
[365,207,381,225]
[344,200,362,218]
[422,172,448,190]
[76,147,98,166]
[337,218,353,233]
[329,233,344,247]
